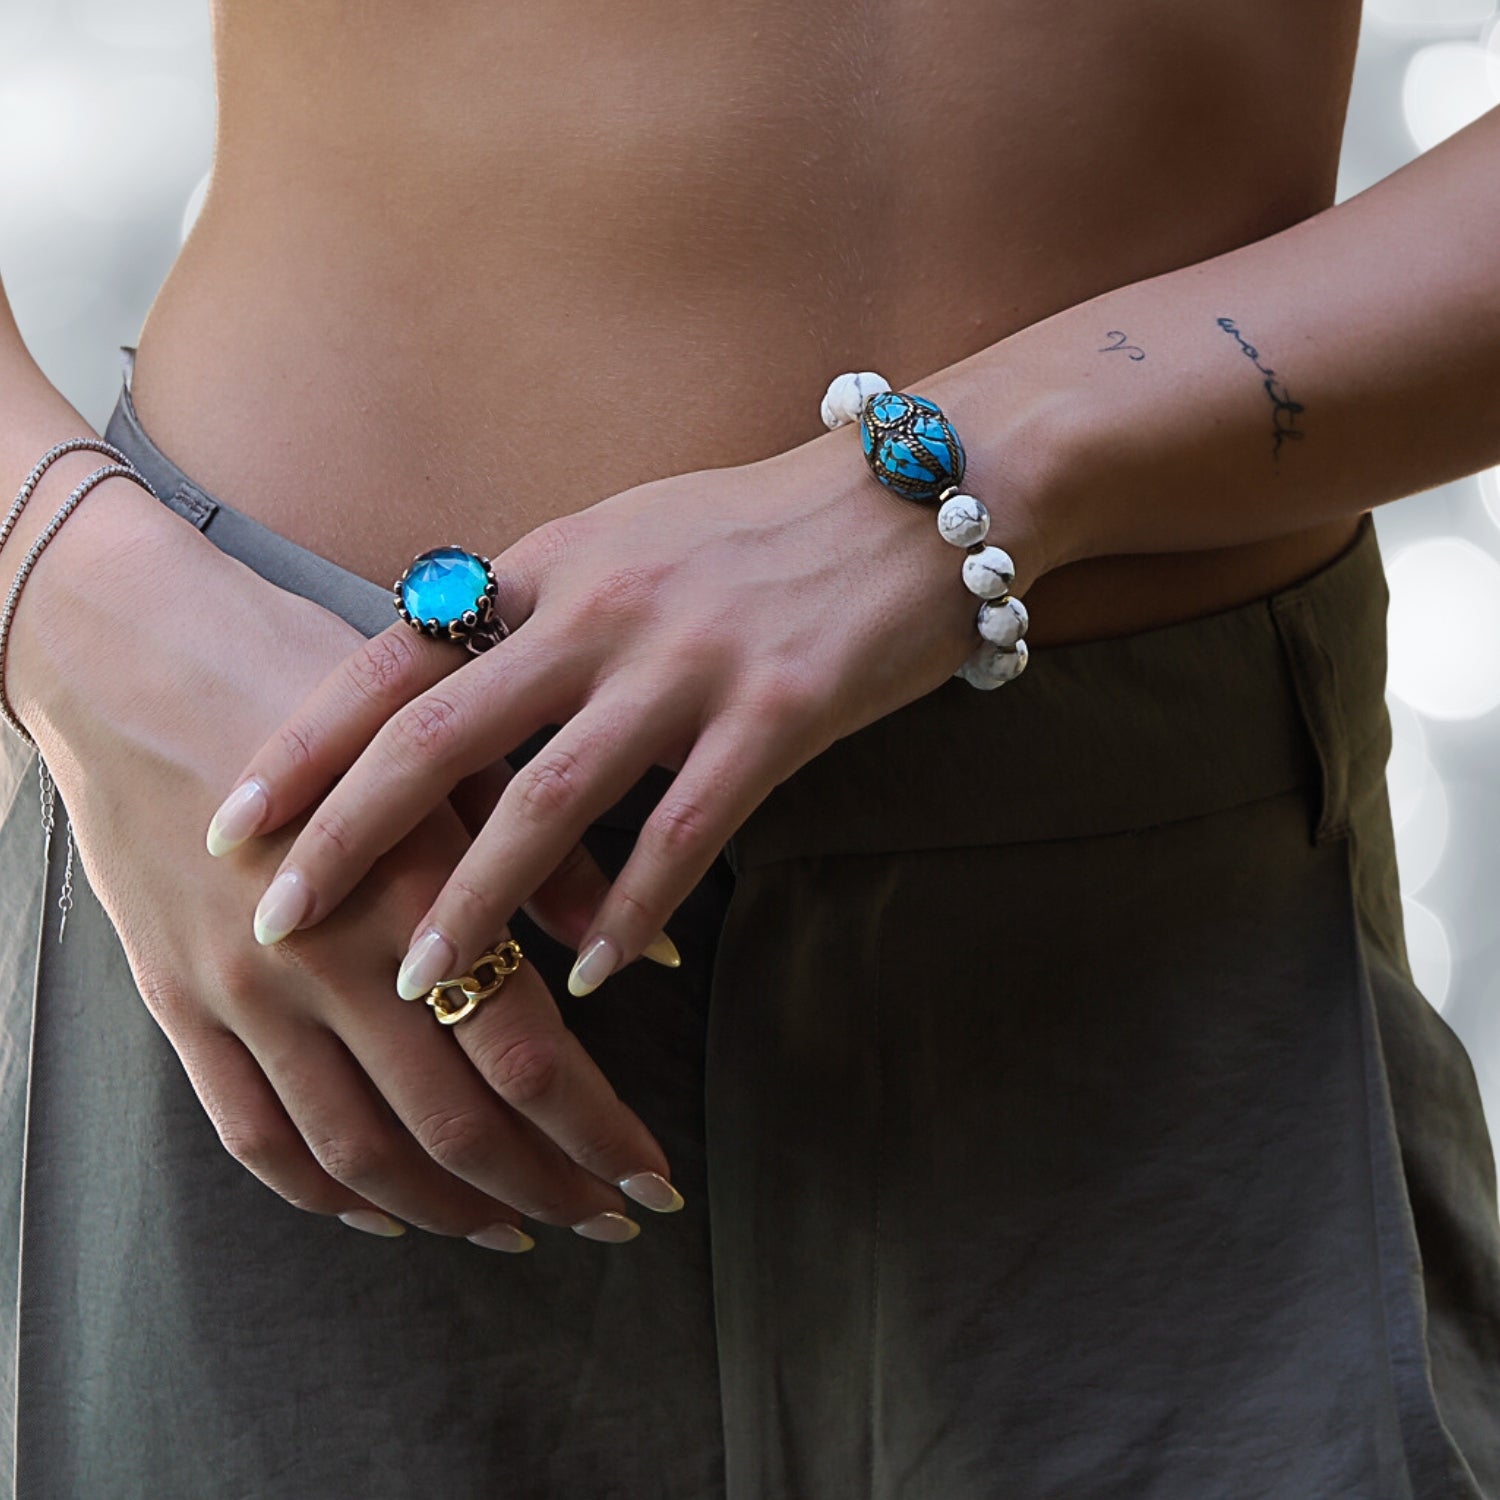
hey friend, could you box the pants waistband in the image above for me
[102,346,1391,871]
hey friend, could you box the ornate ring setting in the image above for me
[394,545,509,654]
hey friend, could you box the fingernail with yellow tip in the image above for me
[641,931,682,969]
[397,928,456,1001]
[206,777,268,857]
[339,1209,406,1237]
[568,935,619,997]
[468,1222,536,1254]
[254,870,311,946]
[572,1211,640,1243]
[618,1171,684,1213]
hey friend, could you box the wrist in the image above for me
[6,475,202,740]
[774,417,984,668]
[919,330,1101,586]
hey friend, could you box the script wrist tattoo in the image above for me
[1215,316,1305,460]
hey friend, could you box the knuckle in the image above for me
[585,563,658,620]
[481,1030,562,1110]
[212,944,261,993]
[216,1120,285,1178]
[743,672,834,762]
[569,1118,634,1176]
[137,968,192,1027]
[348,630,422,702]
[273,719,317,776]
[752,668,824,729]
[510,514,581,591]
[213,954,278,1020]
[389,693,465,765]
[608,884,659,932]
[535,514,580,564]
[307,803,359,863]
[439,871,496,929]
[516,746,585,823]
[307,1130,392,1191]
[648,795,716,858]
[413,1106,495,1175]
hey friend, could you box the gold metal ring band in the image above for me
[423,938,524,1026]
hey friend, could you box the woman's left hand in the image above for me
[210,427,1045,999]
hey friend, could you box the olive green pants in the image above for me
[1,353,1497,1497]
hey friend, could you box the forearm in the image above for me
[923,105,1500,574]
[0,288,129,557]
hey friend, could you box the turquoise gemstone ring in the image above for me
[393,545,509,653]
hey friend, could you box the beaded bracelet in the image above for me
[0,440,158,937]
[821,371,1030,690]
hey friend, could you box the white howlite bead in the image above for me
[958,639,1029,688]
[935,494,989,548]
[961,545,1016,599]
[954,659,1000,688]
[820,371,891,430]
[977,595,1029,649]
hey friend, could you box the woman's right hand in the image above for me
[9,480,681,1247]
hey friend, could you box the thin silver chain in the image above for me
[37,754,54,848]
[36,755,76,940]
[1,462,152,740]
[0,437,133,565]
[3,444,157,941]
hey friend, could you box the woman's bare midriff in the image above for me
[130,0,1366,648]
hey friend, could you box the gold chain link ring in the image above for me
[423,938,525,1026]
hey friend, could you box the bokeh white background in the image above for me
[2,1,1499,1163]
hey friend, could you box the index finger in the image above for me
[205,624,453,856]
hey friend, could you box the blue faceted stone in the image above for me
[400,547,490,626]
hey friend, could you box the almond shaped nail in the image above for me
[568,935,620,997]
[397,928,456,1002]
[641,931,682,969]
[206,777,269,857]
[468,1222,536,1254]
[618,1171,684,1213]
[339,1209,406,1237]
[253,869,311,946]
[571,1211,640,1243]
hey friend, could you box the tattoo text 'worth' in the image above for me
[1215,317,1305,461]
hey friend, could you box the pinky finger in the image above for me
[566,718,783,996]
[173,1024,406,1236]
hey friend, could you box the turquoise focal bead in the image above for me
[858,391,966,503]
[394,546,500,644]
